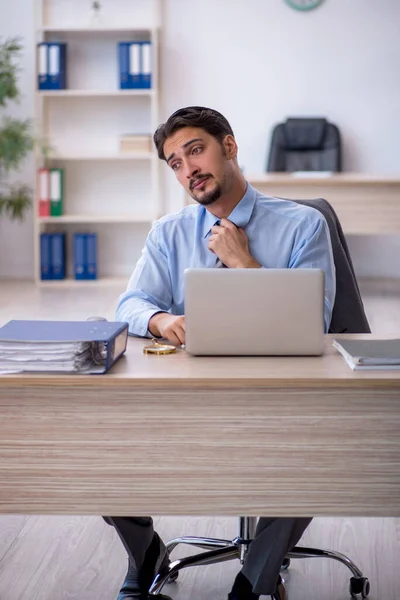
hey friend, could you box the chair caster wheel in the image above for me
[350,577,370,598]
[280,558,290,571]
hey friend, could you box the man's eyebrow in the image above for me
[166,138,203,164]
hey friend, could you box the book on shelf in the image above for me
[37,42,67,90]
[119,134,152,153]
[333,338,400,370]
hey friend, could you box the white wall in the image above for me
[0,0,35,279]
[1,0,400,279]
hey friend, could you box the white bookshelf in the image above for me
[50,152,156,160]
[38,214,154,224]
[38,89,155,97]
[39,27,157,34]
[38,276,129,288]
[34,0,162,286]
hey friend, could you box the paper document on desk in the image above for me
[333,338,400,370]
[0,320,128,374]
[0,341,94,373]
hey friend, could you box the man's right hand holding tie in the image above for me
[208,218,261,269]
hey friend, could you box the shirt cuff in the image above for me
[137,308,167,338]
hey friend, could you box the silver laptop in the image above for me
[184,268,325,356]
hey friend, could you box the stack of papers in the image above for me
[120,134,152,153]
[0,341,96,374]
[333,338,400,370]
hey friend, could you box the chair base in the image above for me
[148,520,370,598]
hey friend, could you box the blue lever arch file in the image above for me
[74,233,86,279]
[118,42,130,89]
[40,233,52,280]
[86,233,97,280]
[51,232,66,280]
[118,41,152,89]
[37,43,49,89]
[0,320,128,374]
[141,41,152,89]
[37,43,67,90]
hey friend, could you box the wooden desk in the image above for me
[246,173,400,235]
[1,335,399,516]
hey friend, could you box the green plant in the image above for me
[0,37,35,221]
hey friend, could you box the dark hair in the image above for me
[153,106,235,161]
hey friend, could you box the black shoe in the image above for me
[228,572,260,600]
[270,575,287,600]
[117,533,173,600]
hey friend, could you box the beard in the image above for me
[190,177,222,206]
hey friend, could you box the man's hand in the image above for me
[148,313,186,346]
[208,219,261,268]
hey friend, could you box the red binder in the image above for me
[38,168,50,217]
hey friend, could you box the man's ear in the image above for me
[222,134,238,160]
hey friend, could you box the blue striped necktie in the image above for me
[213,220,226,268]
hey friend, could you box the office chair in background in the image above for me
[148,198,371,599]
[267,118,342,173]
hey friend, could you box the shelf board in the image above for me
[38,215,154,224]
[39,26,156,34]
[38,89,155,97]
[49,152,155,161]
[37,277,128,288]
[245,173,400,186]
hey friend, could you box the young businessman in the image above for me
[107,107,336,600]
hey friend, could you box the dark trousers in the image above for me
[104,516,312,595]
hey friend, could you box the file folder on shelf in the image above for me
[38,168,50,217]
[74,233,85,279]
[118,42,130,89]
[50,232,66,280]
[86,233,97,280]
[50,168,64,216]
[141,42,152,89]
[37,43,67,90]
[40,233,52,280]
[118,41,152,89]
[37,43,48,89]
[0,320,128,374]
[129,42,141,88]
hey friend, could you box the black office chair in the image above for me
[267,118,342,172]
[148,198,371,599]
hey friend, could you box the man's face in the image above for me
[163,127,234,206]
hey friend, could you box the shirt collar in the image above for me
[202,182,256,238]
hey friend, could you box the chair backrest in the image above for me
[267,118,342,172]
[288,198,371,334]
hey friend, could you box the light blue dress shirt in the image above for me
[116,183,336,335]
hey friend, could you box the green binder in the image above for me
[50,168,64,216]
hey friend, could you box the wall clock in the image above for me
[284,0,324,11]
